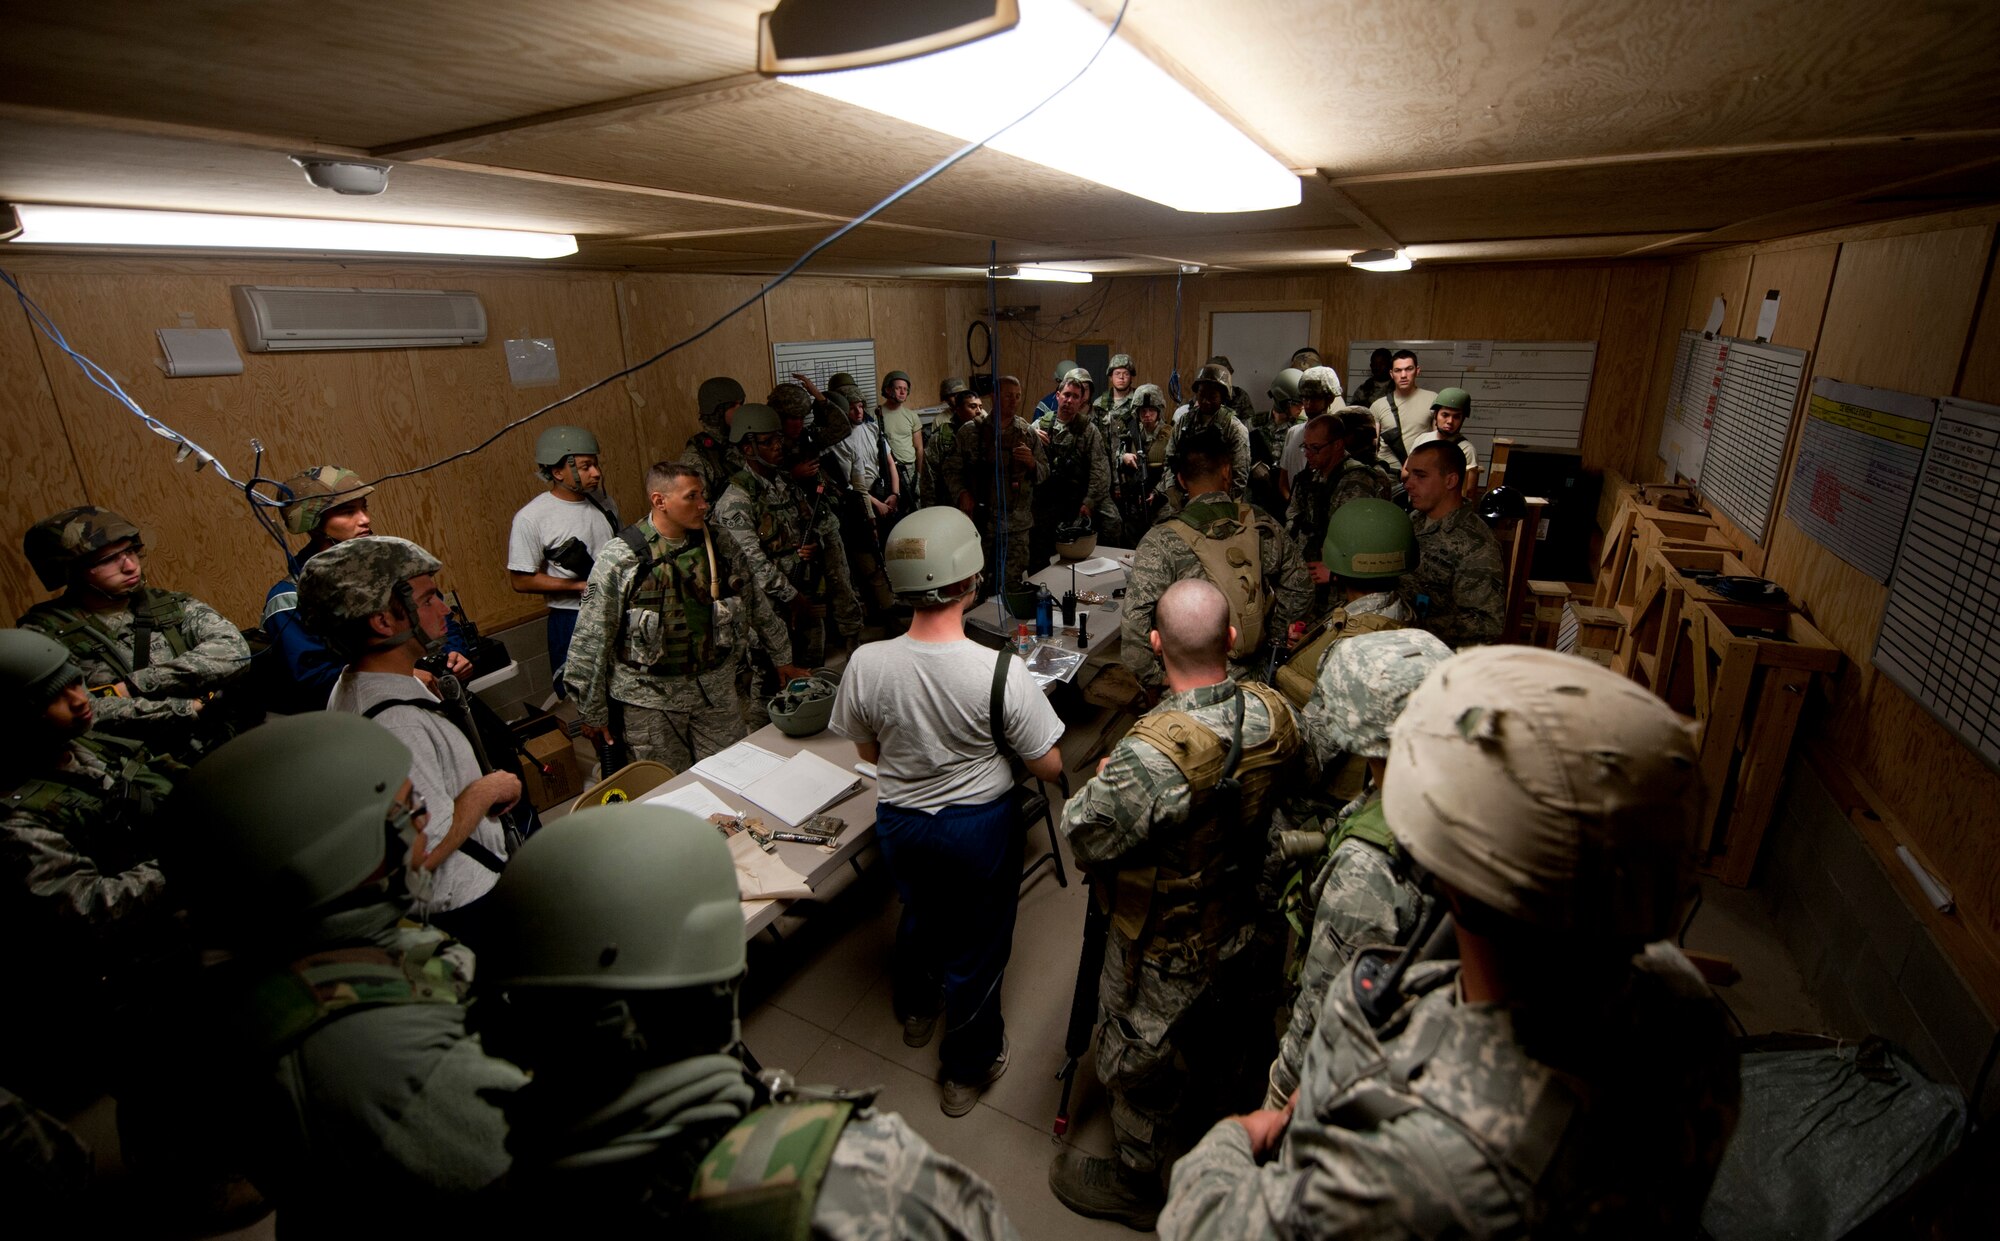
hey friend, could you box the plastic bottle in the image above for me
[1035,587,1054,637]
[1015,622,1034,656]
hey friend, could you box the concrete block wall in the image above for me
[1761,757,2000,1118]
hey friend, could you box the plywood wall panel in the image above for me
[866,285,951,404]
[616,274,774,466]
[396,273,637,631]
[1429,265,1611,341]
[1685,254,1754,334]
[1744,244,1840,353]
[1324,268,1436,372]
[1814,226,1992,395]
[0,299,91,622]
[762,281,872,352]
[1960,241,2000,404]
[1580,264,1669,477]
[1637,258,1699,482]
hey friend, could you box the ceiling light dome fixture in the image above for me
[1349,248,1412,272]
[763,0,1300,214]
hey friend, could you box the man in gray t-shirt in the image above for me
[831,508,1063,1118]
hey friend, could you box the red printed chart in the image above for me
[1782,378,1935,585]
[1873,397,2000,771]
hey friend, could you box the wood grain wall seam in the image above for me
[1951,231,1999,398]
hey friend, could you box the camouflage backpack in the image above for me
[686,1099,856,1239]
[1164,500,1271,660]
[1276,609,1406,708]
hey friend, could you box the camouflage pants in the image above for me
[1096,935,1258,1177]
[982,523,1034,593]
[617,675,746,774]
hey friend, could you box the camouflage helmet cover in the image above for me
[534,425,600,470]
[1061,366,1095,394]
[278,466,375,535]
[1298,365,1343,402]
[295,535,442,642]
[23,505,142,591]
[767,383,813,419]
[697,376,746,415]
[1384,646,1703,941]
[1191,362,1232,393]
[729,403,782,443]
[1132,384,1168,412]
[1106,353,1135,375]
[1303,628,1452,766]
[939,377,972,402]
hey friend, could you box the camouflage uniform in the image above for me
[1286,459,1395,571]
[18,507,250,757]
[565,519,792,773]
[1061,678,1302,1180]
[1108,406,1169,529]
[1161,944,1740,1239]
[715,467,862,665]
[1120,492,1312,693]
[1350,373,1394,412]
[1399,505,1505,648]
[679,421,742,505]
[1032,407,1118,560]
[945,412,1047,591]
[1156,408,1253,512]
[1095,387,1139,429]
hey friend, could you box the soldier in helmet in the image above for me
[1289,346,1323,372]
[1052,579,1303,1229]
[1272,498,1417,708]
[0,627,187,1097]
[18,505,252,759]
[1275,368,1344,505]
[567,460,804,774]
[1399,439,1504,648]
[1285,409,1396,604]
[1249,368,1303,517]
[1407,386,1481,493]
[946,374,1047,593]
[1032,367,1119,564]
[830,508,1064,1117]
[1095,352,1140,426]
[1265,628,1450,1109]
[1122,425,1311,697]
[1156,361,1253,515]
[299,537,521,945]
[469,804,1020,1237]
[679,376,747,504]
[1162,647,1741,1238]
[508,425,620,697]
[260,465,477,715]
[926,378,981,510]
[1112,383,1171,531]
[177,713,527,1230]
[876,369,924,508]
[1035,357,1078,423]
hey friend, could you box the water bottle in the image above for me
[1035,587,1054,637]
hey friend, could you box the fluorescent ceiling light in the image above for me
[8,205,578,259]
[779,0,1299,214]
[1348,248,1412,272]
[990,263,1092,283]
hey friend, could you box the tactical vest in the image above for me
[1165,501,1270,658]
[688,432,731,501]
[1276,608,1407,708]
[5,733,174,825]
[227,939,470,1061]
[26,587,193,683]
[729,471,793,564]
[687,1099,856,1240]
[1111,681,1299,977]
[1045,420,1092,491]
[614,522,722,677]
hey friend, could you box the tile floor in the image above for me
[97,700,1832,1240]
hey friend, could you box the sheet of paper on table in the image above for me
[640,779,739,819]
[738,749,863,826]
[688,740,786,791]
[1069,556,1122,576]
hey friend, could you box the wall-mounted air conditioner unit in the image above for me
[232,285,487,352]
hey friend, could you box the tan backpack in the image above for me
[1164,502,1270,659]
[1275,609,1405,708]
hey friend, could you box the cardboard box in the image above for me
[521,729,583,810]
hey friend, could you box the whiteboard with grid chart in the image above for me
[1696,338,1809,544]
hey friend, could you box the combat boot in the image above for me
[1048,1147,1164,1231]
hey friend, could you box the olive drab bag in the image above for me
[1275,609,1407,708]
[1164,501,1271,660]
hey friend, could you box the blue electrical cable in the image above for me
[988,239,1007,605]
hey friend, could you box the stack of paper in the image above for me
[688,741,786,790]
[738,749,863,826]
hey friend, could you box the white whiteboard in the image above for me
[1696,338,1809,545]
[1658,329,1729,480]
[1346,339,1597,465]
[772,338,876,401]
[1872,396,2000,773]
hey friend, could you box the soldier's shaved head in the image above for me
[1153,578,1232,674]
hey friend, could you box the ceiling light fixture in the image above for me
[6,205,579,259]
[770,0,1300,214]
[989,263,1092,283]
[1348,248,1412,272]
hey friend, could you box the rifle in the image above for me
[1054,877,1110,1136]
[411,660,540,848]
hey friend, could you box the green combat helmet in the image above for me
[278,466,375,536]
[1054,516,1097,561]
[1306,629,1451,763]
[826,372,858,394]
[769,672,838,737]
[728,403,781,444]
[1323,498,1417,579]
[767,383,812,420]
[295,535,442,657]
[1433,387,1472,415]
[480,804,746,993]
[1268,368,1304,404]
[23,505,142,591]
[939,376,972,403]
[178,712,414,918]
[1061,366,1095,396]
[883,507,984,605]
[880,370,912,399]
[1191,362,1232,393]
[1384,646,1702,941]
[1106,353,1135,378]
[1052,359,1077,386]
[535,426,599,470]
[0,628,84,711]
[697,376,746,416]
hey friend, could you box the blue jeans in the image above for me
[876,793,1022,1082]
[547,606,578,699]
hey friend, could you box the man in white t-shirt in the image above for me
[297,536,522,947]
[1405,386,1482,493]
[830,507,1064,1118]
[1368,349,1437,464]
[508,425,620,698]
